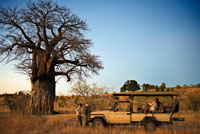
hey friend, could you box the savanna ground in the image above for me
[0,88,200,134]
[0,110,200,134]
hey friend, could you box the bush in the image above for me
[74,96,80,105]
[4,91,30,115]
[188,96,200,112]
[196,83,200,88]
[58,96,66,108]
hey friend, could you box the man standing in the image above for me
[84,104,91,126]
[76,103,82,126]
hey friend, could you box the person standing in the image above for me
[84,104,91,126]
[76,103,82,126]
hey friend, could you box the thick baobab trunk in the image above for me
[30,78,55,114]
[30,49,56,114]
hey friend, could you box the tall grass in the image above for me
[0,112,200,134]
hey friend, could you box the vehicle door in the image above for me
[109,102,131,124]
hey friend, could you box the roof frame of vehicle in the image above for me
[112,91,178,97]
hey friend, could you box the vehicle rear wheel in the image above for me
[144,121,156,131]
[92,118,105,129]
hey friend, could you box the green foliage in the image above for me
[141,83,159,92]
[142,82,171,92]
[155,86,159,91]
[176,85,182,89]
[120,80,140,92]
[196,83,200,88]
[141,84,149,92]
[166,87,174,91]
[159,82,166,91]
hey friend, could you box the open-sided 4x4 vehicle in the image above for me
[89,91,184,131]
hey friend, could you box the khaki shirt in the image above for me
[76,106,82,116]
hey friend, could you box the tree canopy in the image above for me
[0,0,103,81]
[0,0,103,114]
[120,80,140,92]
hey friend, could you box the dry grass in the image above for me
[1,88,200,134]
[0,111,200,134]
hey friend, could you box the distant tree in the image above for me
[159,82,166,91]
[176,85,182,89]
[183,84,188,89]
[166,87,174,91]
[141,83,160,92]
[196,83,200,88]
[155,85,160,92]
[142,83,149,92]
[71,80,109,105]
[120,80,140,92]
[71,80,91,96]
[0,0,103,114]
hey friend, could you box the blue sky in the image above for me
[0,0,200,94]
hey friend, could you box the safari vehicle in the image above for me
[89,91,184,131]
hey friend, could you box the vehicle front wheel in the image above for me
[92,118,105,129]
[144,121,156,131]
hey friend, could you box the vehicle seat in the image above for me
[137,107,144,113]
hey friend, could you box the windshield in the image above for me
[111,101,131,112]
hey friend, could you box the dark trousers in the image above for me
[77,115,82,126]
[85,114,89,126]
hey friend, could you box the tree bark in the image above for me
[30,78,55,114]
[31,63,55,114]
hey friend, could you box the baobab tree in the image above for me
[0,0,103,114]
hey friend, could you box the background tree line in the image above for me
[120,80,170,92]
[120,80,200,92]
[1,80,200,114]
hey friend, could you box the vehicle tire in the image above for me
[92,118,105,129]
[144,121,156,131]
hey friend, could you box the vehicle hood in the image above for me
[90,110,110,114]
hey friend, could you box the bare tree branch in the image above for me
[0,0,103,85]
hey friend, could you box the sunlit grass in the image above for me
[0,112,200,134]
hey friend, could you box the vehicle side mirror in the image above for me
[115,108,119,112]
